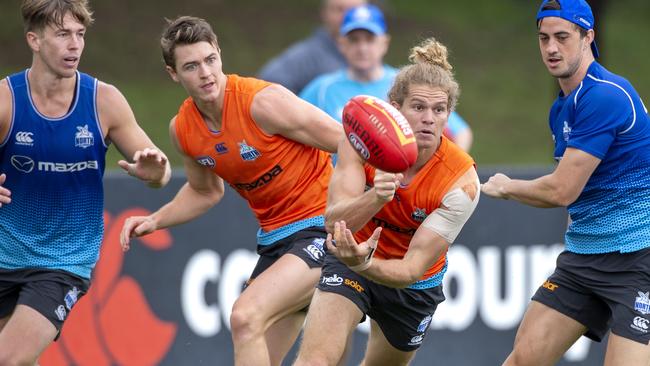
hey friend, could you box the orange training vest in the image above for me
[175,74,333,231]
[354,137,475,280]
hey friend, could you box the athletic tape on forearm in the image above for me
[421,178,480,243]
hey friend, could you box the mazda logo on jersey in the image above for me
[10,155,35,173]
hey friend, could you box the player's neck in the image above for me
[28,62,77,98]
[558,56,594,96]
[27,63,77,118]
[194,74,227,130]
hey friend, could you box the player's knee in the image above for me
[229,300,264,340]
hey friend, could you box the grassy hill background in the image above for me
[1,0,648,167]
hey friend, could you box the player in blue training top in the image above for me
[0,1,171,364]
[482,0,650,365]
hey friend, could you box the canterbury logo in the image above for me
[633,316,649,330]
[15,131,34,145]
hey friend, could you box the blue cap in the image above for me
[339,4,387,36]
[536,0,599,58]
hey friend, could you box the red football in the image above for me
[342,95,417,173]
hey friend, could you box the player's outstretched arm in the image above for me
[250,84,343,153]
[482,148,600,207]
[332,167,480,288]
[120,118,224,251]
[97,82,171,188]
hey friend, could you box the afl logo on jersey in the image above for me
[75,125,94,149]
[196,156,216,168]
[238,140,261,161]
[15,131,34,146]
[10,155,35,173]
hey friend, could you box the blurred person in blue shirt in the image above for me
[257,0,366,94]
[302,4,473,153]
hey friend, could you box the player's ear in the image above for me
[165,65,179,82]
[25,31,40,52]
[390,100,401,110]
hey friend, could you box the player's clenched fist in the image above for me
[373,169,403,203]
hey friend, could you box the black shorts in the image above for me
[317,254,445,352]
[532,247,650,344]
[247,226,327,284]
[0,268,89,338]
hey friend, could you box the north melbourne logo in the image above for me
[15,131,34,146]
[635,292,650,315]
[238,140,261,161]
[75,125,94,149]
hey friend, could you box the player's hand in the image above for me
[118,148,169,187]
[481,173,511,199]
[326,221,381,270]
[373,169,402,203]
[120,215,158,252]
[0,174,11,208]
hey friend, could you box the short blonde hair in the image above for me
[21,0,94,33]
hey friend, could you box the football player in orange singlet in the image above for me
[119,16,342,366]
[294,38,481,366]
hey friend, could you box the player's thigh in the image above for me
[505,301,586,366]
[362,319,415,366]
[0,304,57,363]
[295,289,363,365]
[235,252,320,323]
[604,333,650,366]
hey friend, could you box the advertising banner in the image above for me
[40,169,606,365]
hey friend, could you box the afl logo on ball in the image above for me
[348,133,370,160]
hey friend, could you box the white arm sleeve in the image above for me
[420,177,480,243]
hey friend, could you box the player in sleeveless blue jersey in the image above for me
[0,1,171,364]
[482,0,650,364]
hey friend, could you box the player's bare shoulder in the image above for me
[0,78,13,141]
[95,80,136,134]
[250,83,294,133]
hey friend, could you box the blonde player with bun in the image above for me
[293,38,480,366]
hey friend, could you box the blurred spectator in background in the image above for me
[300,3,394,165]
[301,3,474,153]
[257,0,366,94]
[300,4,395,124]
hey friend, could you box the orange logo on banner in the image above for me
[40,208,177,366]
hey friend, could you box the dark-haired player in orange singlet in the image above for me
[119,16,342,366]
